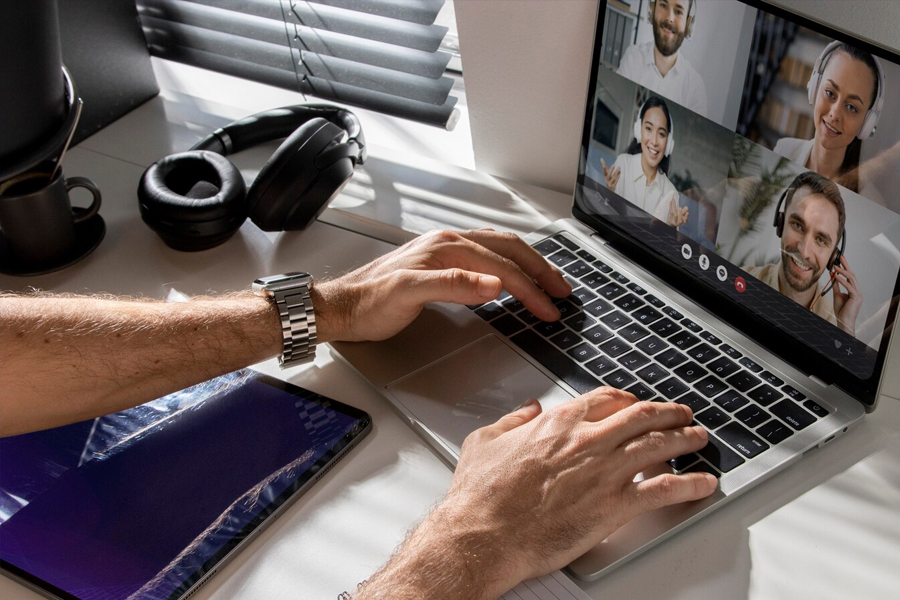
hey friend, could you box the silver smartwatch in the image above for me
[252,272,317,368]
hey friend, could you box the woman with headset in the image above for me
[773,41,884,197]
[600,96,689,228]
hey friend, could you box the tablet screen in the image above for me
[0,370,371,600]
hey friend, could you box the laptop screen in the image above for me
[574,0,900,407]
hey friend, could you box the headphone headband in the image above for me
[192,104,366,165]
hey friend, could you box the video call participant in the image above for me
[743,172,862,337]
[601,96,689,228]
[774,42,884,197]
[616,0,708,119]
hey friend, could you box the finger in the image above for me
[619,425,708,474]
[601,158,609,176]
[490,398,544,435]
[460,229,572,299]
[625,471,718,514]
[577,386,640,422]
[402,268,503,307]
[596,400,694,447]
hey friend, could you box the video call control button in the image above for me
[734,276,747,293]
[698,254,710,270]
[681,243,693,260]
[716,265,728,282]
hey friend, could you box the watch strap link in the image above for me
[273,288,317,367]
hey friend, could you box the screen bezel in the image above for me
[574,0,900,409]
[0,369,372,600]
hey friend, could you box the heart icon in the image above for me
[834,339,842,349]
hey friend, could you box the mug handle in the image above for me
[65,177,102,223]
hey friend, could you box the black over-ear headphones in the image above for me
[138,104,366,251]
[773,186,846,273]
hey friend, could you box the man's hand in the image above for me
[356,389,717,600]
[831,255,862,337]
[313,229,572,343]
[601,157,621,191]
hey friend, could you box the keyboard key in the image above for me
[770,399,816,430]
[636,363,669,384]
[721,344,743,359]
[576,249,597,262]
[699,331,722,344]
[656,348,688,368]
[600,310,632,330]
[694,375,728,398]
[510,330,598,394]
[670,330,700,350]
[554,298,582,320]
[645,294,665,308]
[572,287,598,304]
[516,309,541,325]
[686,343,721,364]
[618,323,650,343]
[699,435,745,473]
[564,260,593,278]
[600,337,632,357]
[714,390,749,413]
[567,343,600,363]
[674,361,707,383]
[757,420,794,444]
[548,249,577,267]
[564,312,595,333]
[613,293,644,312]
[662,306,684,320]
[716,422,769,459]
[563,274,580,290]
[726,371,761,393]
[739,357,763,373]
[708,356,740,379]
[534,320,565,337]
[534,238,561,256]
[760,370,785,386]
[598,282,627,300]
[632,305,663,325]
[803,399,829,418]
[553,234,578,250]
[491,314,526,336]
[636,335,667,356]
[626,382,655,401]
[501,296,524,313]
[735,405,770,428]
[783,385,807,401]
[550,329,582,350]
[584,298,614,317]
[627,282,647,295]
[675,391,710,413]
[681,318,703,333]
[669,453,699,471]
[618,350,650,371]
[648,317,680,338]
[475,303,504,320]
[685,460,721,477]
[593,259,613,273]
[656,377,689,400]
[695,407,730,430]
[747,384,782,407]
[581,271,610,289]
[583,324,614,345]
[610,271,629,284]
[585,354,617,377]
[604,369,637,389]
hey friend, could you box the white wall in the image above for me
[456,0,900,194]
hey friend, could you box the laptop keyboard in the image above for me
[469,233,831,477]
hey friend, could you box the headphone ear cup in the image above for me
[247,118,348,232]
[137,151,247,251]
[666,133,674,157]
[857,110,877,139]
[634,118,642,144]
[775,212,784,237]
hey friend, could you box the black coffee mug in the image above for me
[0,168,101,269]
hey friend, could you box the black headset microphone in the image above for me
[772,187,846,300]
[138,104,366,251]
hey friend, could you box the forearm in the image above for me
[0,292,282,436]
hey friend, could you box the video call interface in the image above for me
[578,0,900,382]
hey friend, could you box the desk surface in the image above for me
[2,64,899,600]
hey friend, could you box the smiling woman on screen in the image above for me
[774,41,884,198]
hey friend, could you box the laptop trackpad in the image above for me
[386,335,574,455]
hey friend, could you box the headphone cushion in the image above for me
[247,118,348,231]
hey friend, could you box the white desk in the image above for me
[2,67,900,600]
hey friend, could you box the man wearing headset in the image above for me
[0,229,717,599]
[616,0,708,118]
[743,172,863,337]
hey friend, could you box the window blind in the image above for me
[136,0,460,129]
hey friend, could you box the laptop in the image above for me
[333,0,900,580]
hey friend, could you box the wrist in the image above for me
[310,279,355,344]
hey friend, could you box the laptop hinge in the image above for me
[809,374,829,388]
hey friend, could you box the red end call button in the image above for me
[735,276,747,293]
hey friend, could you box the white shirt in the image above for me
[612,153,678,221]
[617,41,708,118]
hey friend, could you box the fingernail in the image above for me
[705,473,718,487]
[517,398,539,410]
[693,425,708,438]
[477,275,502,298]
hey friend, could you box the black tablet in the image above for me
[0,369,372,600]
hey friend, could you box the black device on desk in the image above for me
[0,369,372,600]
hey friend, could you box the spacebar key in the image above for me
[510,330,599,394]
